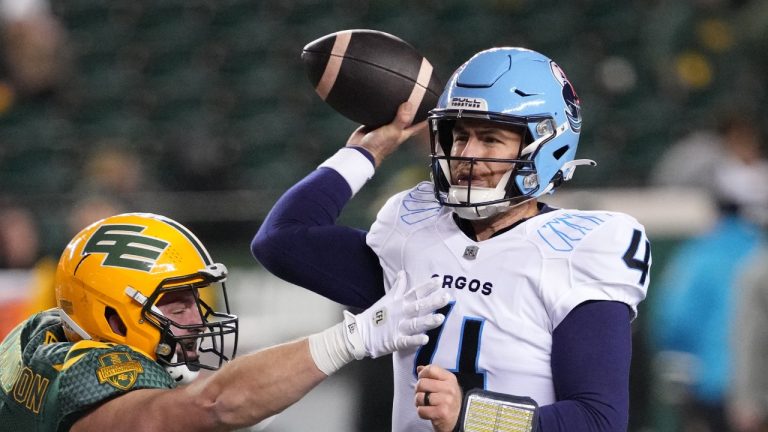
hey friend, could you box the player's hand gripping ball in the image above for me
[301,29,443,128]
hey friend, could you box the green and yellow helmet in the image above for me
[55,213,238,382]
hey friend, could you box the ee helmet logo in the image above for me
[83,224,169,272]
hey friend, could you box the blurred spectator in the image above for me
[728,116,768,430]
[0,202,56,338]
[0,193,127,341]
[0,0,70,99]
[730,246,768,432]
[80,142,146,194]
[66,195,127,235]
[72,141,156,218]
[649,128,724,191]
[0,203,40,268]
[650,116,768,432]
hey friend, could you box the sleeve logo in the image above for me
[537,213,608,251]
[83,224,169,272]
[96,352,144,391]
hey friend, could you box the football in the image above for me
[301,29,443,128]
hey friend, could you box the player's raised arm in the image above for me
[252,32,438,309]
[251,101,424,309]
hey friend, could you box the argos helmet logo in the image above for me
[550,62,581,133]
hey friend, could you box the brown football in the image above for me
[302,29,443,128]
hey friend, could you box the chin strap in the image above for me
[58,309,92,341]
[165,353,200,384]
[124,286,202,385]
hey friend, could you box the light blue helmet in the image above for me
[428,47,595,219]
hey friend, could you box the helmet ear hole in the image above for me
[553,145,569,160]
[105,306,127,337]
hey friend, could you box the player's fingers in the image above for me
[416,405,441,421]
[414,390,435,407]
[415,394,454,417]
[416,397,461,431]
[406,291,451,316]
[415,378,462,411]
[396,334,429,350]
[414,378,436,399]
[418,364,458,382]
[393,101,417,128]
[400,313,445,335]
[403,119,428,138]
[345,124,370,146]
[424,290,452,312]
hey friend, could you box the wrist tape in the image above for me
[307,322,355,376]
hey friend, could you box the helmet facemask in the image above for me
[126,263,239,383]
[429,111,552,220]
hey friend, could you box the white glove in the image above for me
[343,271,451,359]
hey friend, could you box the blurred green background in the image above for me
[2,0,766,254]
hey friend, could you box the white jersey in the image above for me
[366,182,650,432]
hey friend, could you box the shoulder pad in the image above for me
[57,344,175,418]
[11,309,68,365]
[367,182,443,278]
[534,211,651,326]
[382,181,442,227]
[532,210,622,254]
[369,182,442,246]
[58,341,122,371]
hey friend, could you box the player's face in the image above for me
[449,119,523,188]
[156,289,203,360]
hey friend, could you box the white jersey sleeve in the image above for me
[535,211,651,328]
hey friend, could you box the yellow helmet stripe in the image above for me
[141,213,213,265]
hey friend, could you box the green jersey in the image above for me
[0,309,176,431]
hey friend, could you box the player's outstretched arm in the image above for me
[70,338,327,432]
[71,273,450,432]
